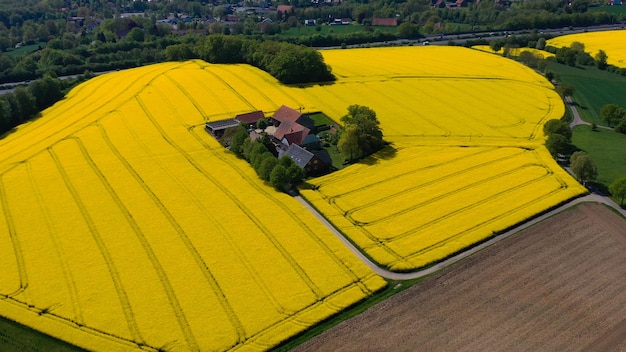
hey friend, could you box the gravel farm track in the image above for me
[293,202,626,352]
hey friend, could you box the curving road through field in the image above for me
[297,94,626,280]
[296,193,625,280]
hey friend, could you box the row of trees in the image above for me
[227,125,305,192]
[544,119,573,158]
[195,35,335,84]
[542,120,626,207]
[1,32,335,85]
[0,73,82,135]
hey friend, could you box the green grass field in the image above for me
[546,62,626,190]
[5,42,45,57]
[572,124,626,187]
[547,61,626,125]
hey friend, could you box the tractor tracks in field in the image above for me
[296,193,626,281]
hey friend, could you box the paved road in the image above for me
[566,95,612,130]
[566,96,590,128]
[298,95,625,280]
[296,193,625,280]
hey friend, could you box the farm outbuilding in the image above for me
[205,118,240,138]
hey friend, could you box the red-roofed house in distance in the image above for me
[372,17,398,26]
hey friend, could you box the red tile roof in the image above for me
[273,120,310,145]
[236,110,265,124]
[272,105,302,123]
[276,5,294,12]
[372,17,398,26]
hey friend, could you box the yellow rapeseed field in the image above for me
[0,46,586,350]
[547,29,626,67]
[301,46,585,271]
[472,45,555,59]
[0,61,385,352]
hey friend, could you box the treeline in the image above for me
[0,32,334,85]
[274,30,397,48]
[194,35,335,84]
[0,72,90,136]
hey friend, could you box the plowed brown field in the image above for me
[293,202,626,352]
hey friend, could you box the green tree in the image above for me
[256,153,277,181]
[270,164,289,191]
[230,127,249,157]
[338,105,384,161]
[338,124,360,161]
[286,163,305,184]
[535,37,546,50]
[570,151,597,185]
[556,47,576,66]
[543,119,572,141]
[126,27,145,42]
[398,22,420,39]
[13,86,37,121]
[165,43,195,61]
[595,49,608,70]
[555,83,575,97]
[545,133,570,158]
[609,177,626,206]
[28,74,64,111]
[0,98,12,133]
[600,104,626,128]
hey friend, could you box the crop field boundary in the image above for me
[296,192,625,280]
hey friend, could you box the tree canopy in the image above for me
[338,105,384,161]
[609,177,626,207]
[543,119,572,141]
[570,151,597,185]
[543,119,572,158]
[600,104,626,128]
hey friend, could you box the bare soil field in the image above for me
[293,202,626,352]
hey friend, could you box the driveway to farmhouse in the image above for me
[297,96,625,280]
[295,193,626,280]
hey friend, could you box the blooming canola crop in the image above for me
[0,46,585,350]
[547,29,626,68]
[0,61,385,352]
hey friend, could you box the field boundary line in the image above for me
[296,193,622,279]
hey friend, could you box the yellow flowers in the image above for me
[547,29,626,67]
[301,46,585,271]
[0,46,587,351]
[472,45,556,59]
[0,60,385,351]
[301,146,582,270]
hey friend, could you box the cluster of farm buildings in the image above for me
[206,105,336,176]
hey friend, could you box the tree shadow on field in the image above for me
[358,143,398,166]
[0,112,45,140]
[290,80,337,89]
